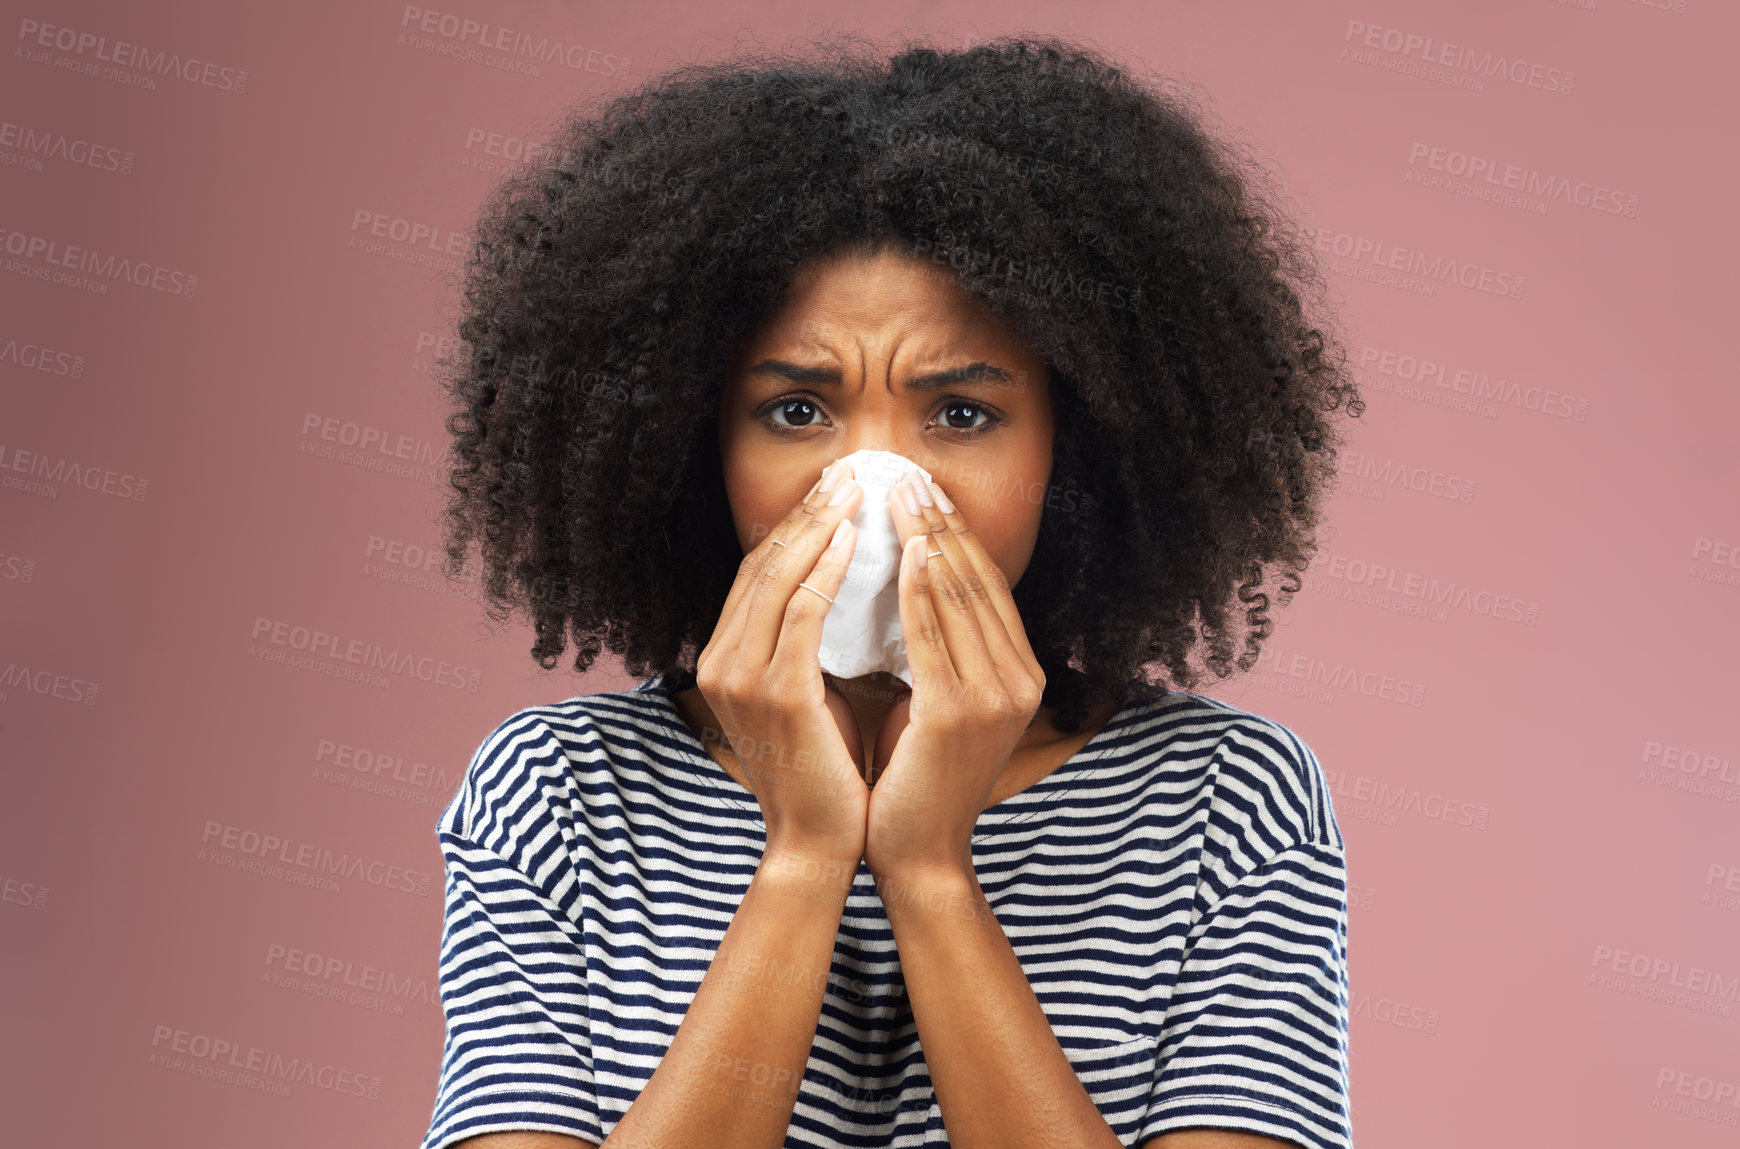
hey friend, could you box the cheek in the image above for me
[963,485,1045,583]
[732,487,780,551]
[724,459,811,551]
[719,455,758,548]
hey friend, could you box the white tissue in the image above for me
[815,449,933,687]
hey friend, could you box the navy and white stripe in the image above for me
[421,672,1352,1149]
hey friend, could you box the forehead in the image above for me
[736,244,1035,364]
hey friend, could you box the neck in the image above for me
[822,670,911,746]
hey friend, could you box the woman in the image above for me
[422,32,1364,1149]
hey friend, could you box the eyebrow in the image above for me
[745,358,1014,392]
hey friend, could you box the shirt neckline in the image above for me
[633,671,1146,819]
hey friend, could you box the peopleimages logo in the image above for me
[148,1024,382,1100]
[0,118,135,175]
[0,329,86,377]
[15,18,250,93]
[1589,944,1738,1017]
[313,733,459,810]
[460,126,555,174]
[263,941,438,1015]
[198,820,434,897]
[396,6,630,78]
[1336,451,1477,504]
[1652,1066,1740,1128]
[1299,224,1525,300]
[0,225,198,296]
[0,441,149,500]
[1248,646,1428,707]
[1322,769,1491,831]
[1341,19,1575,95]
[247,614,483,692]
[1405,142,1638,218]
[1349,991,1438,1034]
[1304,545,1542,627]
[0,659,100,705]
[1354,345,1590,422]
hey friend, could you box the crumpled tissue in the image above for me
[814,448,933,687]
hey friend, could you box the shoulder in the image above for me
[1121,690,1342,861]
[436,681,677,859]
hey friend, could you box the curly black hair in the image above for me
[436,31,1365,732]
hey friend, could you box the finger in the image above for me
[739,464,863,667]
[934,474,1041,672]
[897,532,960,693]
[719,459,836,626]
[893,474,1031,678]
[710,463,829,673]
[906,527,1005,708]
[712,460,851,672]
[769,511,859,673]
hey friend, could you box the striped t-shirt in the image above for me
[421,671,1352,1149]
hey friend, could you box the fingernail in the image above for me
[827,478,858,507]
[930,480,953,513]
[908,474,933,508]
[899,479,921,516]
[829,519,850,547]
[818,461,841,493]
[914,536,928,570]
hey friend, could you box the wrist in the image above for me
[871,862,991,928]
[758,841,862,885]
[867,851,976,891]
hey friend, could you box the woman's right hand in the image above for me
[695,458,868,862]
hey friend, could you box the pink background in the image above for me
[4,1,1738,1145]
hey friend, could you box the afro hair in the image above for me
[436,31,1366,731]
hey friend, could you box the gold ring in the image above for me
[796,582,834,605]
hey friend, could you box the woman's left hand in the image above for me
[863,473,1046,879]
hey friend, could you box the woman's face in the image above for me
[717,243,1056,588]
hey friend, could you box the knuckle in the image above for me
[715,678,747,709]
[782,593,817,628]
[753,555,787,589]
[911,615,945,649]
[937,576,972,614]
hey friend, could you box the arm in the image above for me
[881,862,1308,1149]
[869,479,1346,1149]
[878,859,1124,1148]
[600,843,859,1149]
[432,836,857,1149]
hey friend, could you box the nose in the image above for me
[825,384,938,471]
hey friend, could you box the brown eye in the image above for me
[773,399,821,428]
[755,394,832,437]
[933,401,1002,440]
[939,402,988,431]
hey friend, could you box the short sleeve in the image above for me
[419,717,602,1149]
[1137,840,1352,1149]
